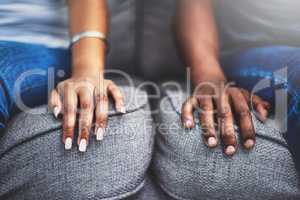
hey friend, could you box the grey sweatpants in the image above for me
[1,86,300,200]
[0,86,155,200]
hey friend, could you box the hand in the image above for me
[49,77,125,152]
[181,81,270,156]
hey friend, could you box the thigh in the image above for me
[0,85,154,200]
[152,86,300,200]
[221,46,300,102]
[0,41,70,116]
[221,46,300,170]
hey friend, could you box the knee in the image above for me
[153,87,300,199]
[0,86,154,200]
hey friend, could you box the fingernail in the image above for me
[79,139,87,152]
[65,137,72,150]
[95,127,104,141]
[207,137,217,147]
[225,145,236,156]
[244,139,255,149]
[119,106,126,114]
[184,120,193,128]
[53,106,60,118]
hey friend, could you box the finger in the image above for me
[230,89,255,150]
[217,93,237,156]
[240,89,270,122]
[78,89,94,152]
[49,89,62,118]
[62,83,77,150]
[255,103,268,122]
[252,95,270,122]
[198,97,217,148]
[107,82,125,113]
[181,97,197,129]
[94,88,109,141]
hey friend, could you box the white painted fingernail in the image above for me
[96,127,104,141]
[244,139,255,149]
[65,137,72,150]
[119,106,126,114]
[53,106,60,118]
[207,137,217,147]
[225,145,236,156]
[185,120,193,128]
[79,139,87,152]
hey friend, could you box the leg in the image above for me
[0,41,70,130]
[153,85,300,199]
[220,46,300,170]
[0,85,154,200]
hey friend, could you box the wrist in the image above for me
[190,56,226,86]
[71,38,106,78]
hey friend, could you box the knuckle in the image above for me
[222,129,235,138]
[81,126,89,134]
[97,109,108,118]
[96,94,108,102]
[65,81,73,89]
[79,120,90,128]
[95,94,101,102]
[202,125,215,136]
[81,101,93,110]
[96,115,107,126]
[63,125,74,133]
[64,104,76,113]
[241,128,255,138]
[219,109,232,119]
[239,109,251,118]
[201,105,212,112]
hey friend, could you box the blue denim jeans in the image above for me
[221,45,300,170]
[0,41,70,130]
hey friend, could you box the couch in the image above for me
[0,0,300,199]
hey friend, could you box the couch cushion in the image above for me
[107,0,137,73]
[137,0,184,81]
[0,86,154,200]
[153,87,300,200]
[126,172,174,200]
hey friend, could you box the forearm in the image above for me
[68,0,109,78]
[175,0,225,84]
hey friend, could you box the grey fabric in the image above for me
[152,88,300,200]
[126,172,173,200]
[0,86,154,200]
[213,0,300,54]
[138,0,184,81]
[107,0,137,72]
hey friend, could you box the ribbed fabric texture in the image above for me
[153,89,300,200]
[0,87,155,200]
[126,173,173,200]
